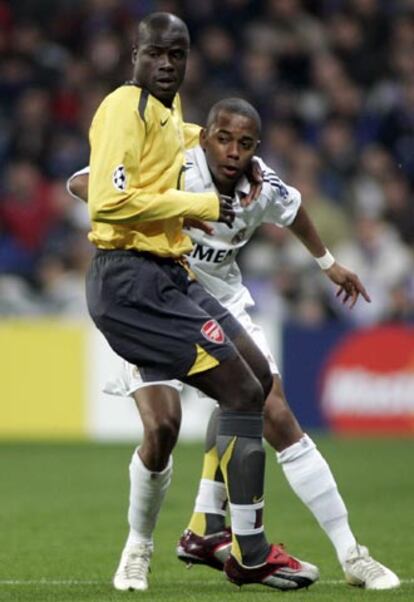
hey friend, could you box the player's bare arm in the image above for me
[288,205,371,308]
[68,173,88,202]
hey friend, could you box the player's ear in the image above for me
[199,128,207,149]
[131,47,138,64]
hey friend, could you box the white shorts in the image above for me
[103,303,278,398]
[230,302,279,376]
[103,362,183,397]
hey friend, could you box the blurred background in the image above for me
[1,0,414,440]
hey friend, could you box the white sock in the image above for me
[194,478,227,517]
[125,449,173,549]
[277,434,356,565]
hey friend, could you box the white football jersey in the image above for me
[183,145,301,310]
[67,147,301,312]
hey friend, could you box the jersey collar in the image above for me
[124,81,179,112]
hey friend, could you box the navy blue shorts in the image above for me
[86,249,243,382]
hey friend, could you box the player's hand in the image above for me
[243,158,263,207]
[325,263,371,309]
[218,194,235,228]
[183,218,214,235]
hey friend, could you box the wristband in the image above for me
[314,249,335,270]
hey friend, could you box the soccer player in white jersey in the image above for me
[68,98,399,592]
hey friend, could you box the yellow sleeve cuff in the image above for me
[166,189,220,221]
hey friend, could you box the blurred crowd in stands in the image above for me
[1,0,414,325]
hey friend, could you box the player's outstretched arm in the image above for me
[288,205,371,308]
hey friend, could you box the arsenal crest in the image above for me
[201,319,225,344]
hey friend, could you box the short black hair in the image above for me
[134,12,190,47]
[206,98,262,135]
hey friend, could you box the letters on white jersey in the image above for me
[183,146,301,309]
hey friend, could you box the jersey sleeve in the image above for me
[183,122,201,149]
[260,160,301,227]
[88,89,219,224]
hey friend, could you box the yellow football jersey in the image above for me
[88,85,219,257]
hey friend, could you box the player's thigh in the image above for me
[183,352,264,412]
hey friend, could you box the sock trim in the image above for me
[229,501,264,512]
[276,433,316,464]
[219,411,263,438]
[131,449,173,476]
[232,526,265,536]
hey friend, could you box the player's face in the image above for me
[201,111,259,194]
[132,27,189,106]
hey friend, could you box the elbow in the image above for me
[68,174,89,203]
[89,198,129,223]
[89,189,138,223]
[89,206,100,221]
[89,205,111,222]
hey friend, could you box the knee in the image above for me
[229,376,265,412]
[144,413,180,455]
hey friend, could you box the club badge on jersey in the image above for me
[201,320,225,344]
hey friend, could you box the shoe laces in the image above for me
[348,549,387,581]
[122,544,152,581]
[270,544,300,570]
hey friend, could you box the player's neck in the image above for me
[213,178,235,197]
[127,78,174,108]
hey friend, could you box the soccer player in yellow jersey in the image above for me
[86,12,318,593]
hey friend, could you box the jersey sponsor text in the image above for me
[190,243,236,264]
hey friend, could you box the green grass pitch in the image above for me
[1,436,413,601]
